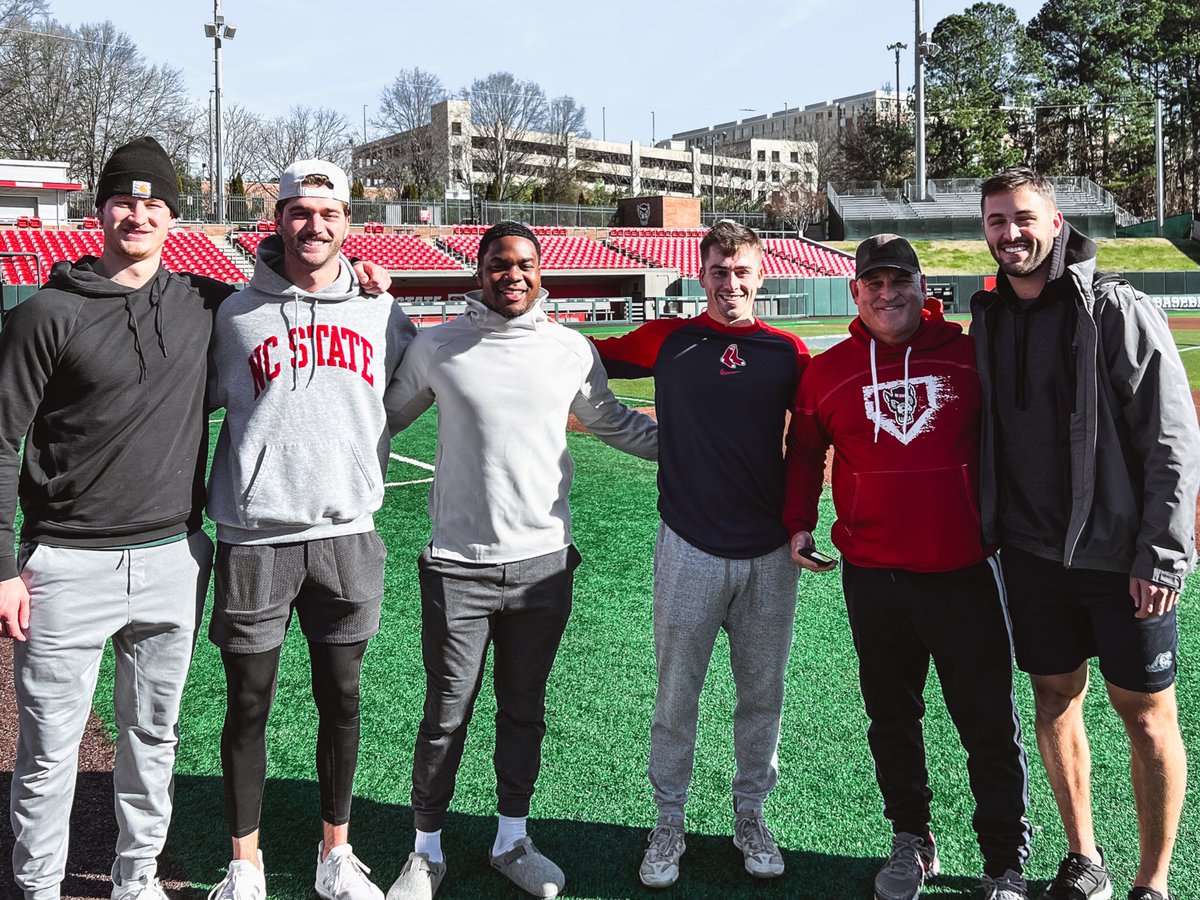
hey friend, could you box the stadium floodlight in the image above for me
[887,42,908,128]
[204,0,236,225]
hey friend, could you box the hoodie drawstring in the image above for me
[124,296,148,384]
[868,339,914,443]
[150,276,167,361]
[869,339,881,442]
[282,290,320,391]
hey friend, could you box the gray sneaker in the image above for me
[385,853,446,900]
[982,869,1028,899]
[732,815,784,879]
[489,837,565,898]
[874,832,939,900]
[639,823,686,888]
[1039,850,1112,900]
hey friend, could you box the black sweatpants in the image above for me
[410,544,579,832]
[842,558,1030,876]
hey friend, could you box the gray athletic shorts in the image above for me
[210,531,386,654]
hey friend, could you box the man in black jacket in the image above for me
[973,168,1199,900]
[0,137,225,900]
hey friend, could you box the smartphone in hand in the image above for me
[796,546,838,570]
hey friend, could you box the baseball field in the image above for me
[2,314,1197,899]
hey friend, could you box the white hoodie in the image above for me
[388,291,657,564]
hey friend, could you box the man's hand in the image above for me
[790,531,837,572]
[1130,576,1179,618]
[0,575,30,641]
[353,260,392,296]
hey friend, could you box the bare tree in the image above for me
[542,94,590,203]
[221,102,266,184]
[255,105,353,193]
[764,181,826,234]
[374,66,446,134]
[463,71,547,201]
[0,19,75,160]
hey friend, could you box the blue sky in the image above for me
[45,0,1046,145]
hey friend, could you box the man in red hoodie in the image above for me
[784,235,1030,900]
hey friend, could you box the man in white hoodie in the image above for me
[384,221,658,900]
[204,160,416,900]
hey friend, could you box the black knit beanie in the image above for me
[96,136,180,216]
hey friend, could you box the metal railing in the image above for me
[67,190,784,231]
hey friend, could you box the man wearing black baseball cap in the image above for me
[784,234,1031,900]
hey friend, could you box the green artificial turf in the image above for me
[77,406,1200,899]
[73,322,1200,898]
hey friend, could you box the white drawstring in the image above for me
[902,345,913,433]
[869,339,881,442]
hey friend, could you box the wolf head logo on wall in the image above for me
[637,202,651,226]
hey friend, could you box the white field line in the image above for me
[390,453,435,471]
[387,452,435,488]
[614,395,654,405]
[1178,345,1200,353]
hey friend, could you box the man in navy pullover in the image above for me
[594,221,808,888]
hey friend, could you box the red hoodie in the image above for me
[783,301,990,573]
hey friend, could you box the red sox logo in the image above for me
[720,343,746,375]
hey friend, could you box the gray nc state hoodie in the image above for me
[207,235,416,544]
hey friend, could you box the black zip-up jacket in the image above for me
[0,258,233,579]
[971,225,1200,589]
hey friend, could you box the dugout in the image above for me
[0,159,81,226]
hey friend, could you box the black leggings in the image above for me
[220,640,368,837]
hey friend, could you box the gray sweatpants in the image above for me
[10,532,213,900]
[648,522,798,823]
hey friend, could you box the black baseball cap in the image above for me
[854,233,921,278]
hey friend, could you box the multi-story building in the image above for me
[353,99,817,206]
[671,90,904,155]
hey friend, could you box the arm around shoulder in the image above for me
[571,340,657,460]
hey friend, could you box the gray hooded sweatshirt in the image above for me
[207,235,416,544]
[388,291,658,564]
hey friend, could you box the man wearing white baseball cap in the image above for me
[204,159,416,900]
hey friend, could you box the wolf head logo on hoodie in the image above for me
[862,375,956,445]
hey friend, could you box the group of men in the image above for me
[0,134,1193,900]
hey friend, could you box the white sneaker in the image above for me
[316,842,385,900]
[207,852,266,900]
[111,875,170,900]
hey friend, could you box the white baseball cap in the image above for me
[278,159,350,204]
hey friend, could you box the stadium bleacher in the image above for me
[236,232,466,271]
[0,228,244,284]
[763,238,856,277]
[609,231,855,279]
[441,234,642,270]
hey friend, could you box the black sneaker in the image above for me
[874,832,939,900]
[1127,889,1171,900]
[1038,849,1112,900]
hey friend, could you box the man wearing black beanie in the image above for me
[0,136,388,900]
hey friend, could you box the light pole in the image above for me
[652,110,656,145]
[602,106,606,141]
[887,41,908,128]
[207,90,214,216]
[913,0,938,200]
[204,1,236,224]
[710,132,726,216]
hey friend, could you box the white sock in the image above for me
[492,815,527,857]
[415,829,443,864]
